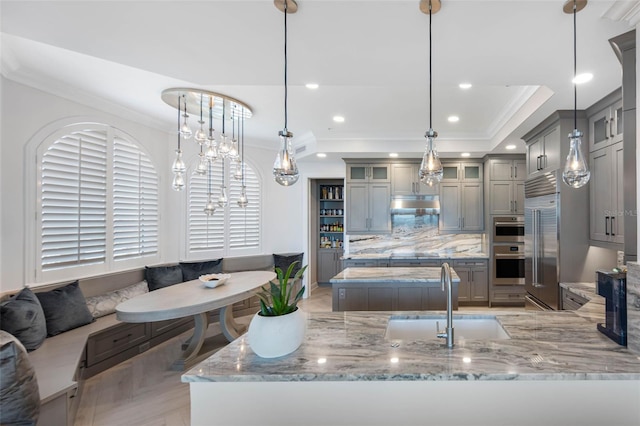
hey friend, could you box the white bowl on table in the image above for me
[199,273,231,288]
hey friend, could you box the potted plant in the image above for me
[247,261,308,358]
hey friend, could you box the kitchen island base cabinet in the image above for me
[332,283,458,311]
[189,381,640,426]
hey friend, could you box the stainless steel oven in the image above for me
[493,216,524,243]
[492,244,525,285]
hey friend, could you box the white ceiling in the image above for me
[0,0,635,161]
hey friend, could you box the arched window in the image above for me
[187,158,261,256]
[36,123,158,281]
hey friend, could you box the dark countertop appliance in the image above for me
[597,270,627,346]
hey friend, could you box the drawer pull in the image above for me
[113,333,133,343]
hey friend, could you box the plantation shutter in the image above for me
[41,130,107,269]
[188,160,225,252]
[113,136,159,259]
[229,164,260,250]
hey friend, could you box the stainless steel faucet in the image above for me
[437,262,454,348]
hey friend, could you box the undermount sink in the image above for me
[385,316,511,342]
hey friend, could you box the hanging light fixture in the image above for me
[562,0,590,189]
[273,0,300,186]
[171,95,187,191]
[161,88,253,206]
[418,0,443,186]
[238,107,249,208]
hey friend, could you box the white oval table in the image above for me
[116,270,276,370]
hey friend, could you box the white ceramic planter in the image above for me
[247,308,306,358]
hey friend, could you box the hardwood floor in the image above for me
[74,286,332,426]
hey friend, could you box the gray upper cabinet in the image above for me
[441,162,483,183]
[523,110,587,181]
[588,89,622,152]
[391,162,438,196]
[589,141,624,246]
[346,164,390,183]
[346,182,391,233]
[439,180,483,232]
[488,157,525,215]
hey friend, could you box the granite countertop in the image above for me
[330,266,460,283]
[343,251,489,260]
[560,282,605,323]
[183,309,640,383]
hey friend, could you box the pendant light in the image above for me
[238,107,249,208]
[206,97,218,161]
[419,0,443,186]
[194,93,208,144]
[171,95,186,191]
[180,96,192,140]
[204,160,216,216]
[562,0,590,188]
[273,0,300,186]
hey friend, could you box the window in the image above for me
[36,124,158,281]
[187,158,261,256]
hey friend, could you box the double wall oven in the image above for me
[492,216,525,286]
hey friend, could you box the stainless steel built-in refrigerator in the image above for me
[524,170,613,310]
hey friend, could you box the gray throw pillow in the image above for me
[35,281,94,337]
[179,259,223,281]
[0,288,47,351]
[273,253,304,276]
[0,330,40,425]
[145,265,184,291]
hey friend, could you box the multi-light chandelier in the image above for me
[418,0,443,187]
[562,0,590,189]
[161,88,252,214]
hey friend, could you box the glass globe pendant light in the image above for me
[273,0,299,186]
[204,161,216,216]
[194,93,208,144]
[172,95,186,191]
[418,0,443,185]
[562,0,590,188]
[180,95,192,140]
[237,107,249,208]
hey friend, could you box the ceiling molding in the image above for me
[603,1,640,26]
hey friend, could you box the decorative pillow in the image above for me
[35,281,94,337]
[145,265,184,291]
[0,288,47,351]
[273,253,304,276]
[179,259,223,281]
[0,331,40,425]
[85,281,149,319]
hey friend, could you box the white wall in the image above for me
[0,78,314,292]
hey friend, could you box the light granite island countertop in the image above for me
[183,309,640,426]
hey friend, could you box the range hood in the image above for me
[390,196,440,215]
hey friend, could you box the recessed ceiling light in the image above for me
[333,116,345,123]
[459,83,472,89]
[448,116,460,123]
[505,144,516,150]
[461,152,471,157]
[317,153,327,158]
[389,153,399,158]
[306,83,319,89]
[572,73,593,84]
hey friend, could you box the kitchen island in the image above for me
[329,266,460,311]
[183,309,640,426]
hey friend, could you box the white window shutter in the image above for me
[229,164,260,250]
[188,160,225,252]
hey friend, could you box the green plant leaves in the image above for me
[257,261,308,316]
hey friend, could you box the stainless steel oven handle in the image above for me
[494,222,524,227]
[494,253,524,258]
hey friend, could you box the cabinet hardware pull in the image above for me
[511,201,513,212]
[536,155,541,170]
[611,217,616,236]
[113,333,133,343]
[514,200,517,212]
[610,118,615,138]
[605,119,610,139]
[514,166,517,178]
[605,216,610,236]
[511,166,513,179]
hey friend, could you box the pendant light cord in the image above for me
[241,107,245,186]
[429,2,432,130]
[573,0,577,131]
[177,95,182,150]
[284,0,289,132]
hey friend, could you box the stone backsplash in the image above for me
[627,261,640,354]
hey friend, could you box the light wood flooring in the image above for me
[73,285,522,425]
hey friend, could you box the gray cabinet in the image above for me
[318,248,343,283]
[342,259,388,268]
[488,157,525,215]
[387,259,441,267]
[391,162,438,196]
[453,259,488,304]
[441,162,483,183]
[346,163,390,183]
[589,141,624,246]
[490,285,525,306]
[523,110,587,181]
[345,182,391,233]
[588,93,622,152]
[439,182,483,232]
[561,287,589,310]
[526,125,561,178]
[332,282,457,311]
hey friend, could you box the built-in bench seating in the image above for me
[1,253,303,426]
